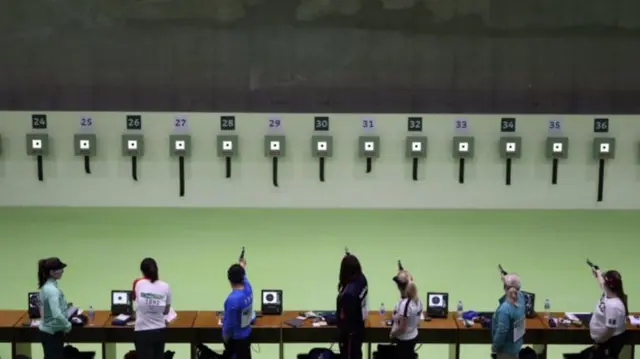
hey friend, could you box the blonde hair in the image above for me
[397,270,419,303]
[503,273,521,301]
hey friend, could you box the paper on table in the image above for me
[629,315,640,325]
[565,312,590,321]
[115,314,131,321]
[165,308,177,323]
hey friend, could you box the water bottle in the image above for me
[457,300,464,320]
[88,305,95,324]
[544,299,551,319]
[379,303,386,317]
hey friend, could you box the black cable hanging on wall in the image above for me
[458,158,465,184]
[412,158,419,181]
[597,159,605,202]
[366,157,372,173]
[272,157,279,187]
[131,156,138,181]
[225,157,232,178]
[319,157,325,182]
[551,158,559,185]
[84,156,91,174]
[505,158,512,186]
[36,155,44,181]
[178,156,185,197]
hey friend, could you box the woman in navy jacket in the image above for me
[336,254,368,359]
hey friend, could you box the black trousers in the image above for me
[394,337,417,359]
[339,332,363,359]
[40,330,65,359]
[223,337,252,359]
[134,328,166,359]
[581,332,628,359]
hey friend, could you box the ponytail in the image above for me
[140,257,159,283]
[604,270,627,315]
[405,281,419,304]
[616,284,629,316]
[37,259,48,288]
[621,293,629,316]
[147,266,158,282]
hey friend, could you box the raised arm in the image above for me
[593,268,605,290]
[239,258,252,296]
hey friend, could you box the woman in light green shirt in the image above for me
[38,257,71,359]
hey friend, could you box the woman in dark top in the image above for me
[336,254,369,359]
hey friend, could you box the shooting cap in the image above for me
[40,257,67,271]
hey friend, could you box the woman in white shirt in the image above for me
[586,268,628,359]
[390,270,422,359]
[133,258,172,359]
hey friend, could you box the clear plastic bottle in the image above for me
[544,298,551,319]
[379,303,386,317]
[457,300,464,320]
[88,305,95,324]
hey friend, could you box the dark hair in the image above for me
[227,264,245,285]
[140,258,159,283]
[338,254,363,291]
[604,270,628,315]
[38,259,48,288]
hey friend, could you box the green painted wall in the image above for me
[1,112,640,209]
[1,208,638,359]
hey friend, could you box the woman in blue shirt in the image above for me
[37,257,71,359]
[492,273,526,359]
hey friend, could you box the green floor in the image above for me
[1,208,638,359]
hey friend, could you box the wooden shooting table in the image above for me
[1,310,638,359]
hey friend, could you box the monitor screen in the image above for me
[112,291,130,305]
[427,293,447,308]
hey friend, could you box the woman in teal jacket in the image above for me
[492,273,526,359]
[38,257,72,359]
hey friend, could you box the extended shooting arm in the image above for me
[586,259,605,289]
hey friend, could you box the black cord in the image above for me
[179,156,185,197]
[272,157,279,187]
[131,156,138,181]
[84,156,91,174]
[597,159,605,202]
[319,157,325,182]
[225,157,231,178]
[505,158,512,186]
[366,157,372,173]
[551,158,558,185]
[412,157,418,181]
[458,158,465,184]
[37,155,44,181]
